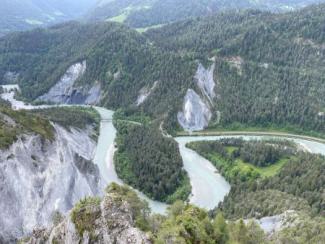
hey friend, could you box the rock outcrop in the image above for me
[38,61,101,105]
[22,185,151,244]
[0,124,104,243]
[3,71,19,84]
[252,210,298,234]
[178,89,212,131]
[178,63,217,131]
[195,63,216,103]
[136,81,158,106]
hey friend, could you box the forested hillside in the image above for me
[147,4,325,134]
[0,21,195,127]
[1,4,324,136]
[88,0,325,28]
[218,152,325,222]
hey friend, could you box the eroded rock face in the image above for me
[178,63,217,131]
[23,191,151,244]
[38,61,101,105]
[0,124,104,243]
[195,63,216,103]
[178,89,212,131]
[3,72,19,84]
[136,81,158,106]
[247,210,298,235]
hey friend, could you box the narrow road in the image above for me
[178,130,325,144]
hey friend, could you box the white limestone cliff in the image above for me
[0,124,104,243]
[177,89,212,131]
[38,61,101,105]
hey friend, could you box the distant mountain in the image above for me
[2,0,324,36]
[0,0,95,36]
[87,0,325,28]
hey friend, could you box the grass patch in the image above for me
[107,12,128,23]
[25,19,43,25]
[236,158,288,178]
[136,24,165,33]
[199,152,289,183]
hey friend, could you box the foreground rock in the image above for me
[0,124,103,243]
[22,184,151,244]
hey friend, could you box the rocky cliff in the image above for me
[22,184,151,244]
[38,61,101,105]
[195,63,216,104]
[178,89,212,131]
[177,63,216,131]
[0,123,104,243]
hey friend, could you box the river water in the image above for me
[2,87,325,215]
[93,107,168,214]
[175,135,325,211]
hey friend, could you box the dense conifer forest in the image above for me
[1,5,324,136]
[220,153,325,218]
[114,118,191,203]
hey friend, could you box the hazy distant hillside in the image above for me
[2,0,323,36]
[0,0,95,36]
[87,0,325,28]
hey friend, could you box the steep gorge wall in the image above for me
[0,124,104,243]
[38,61,101,105]
[178,63,216,131]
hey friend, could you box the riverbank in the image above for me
[177,130,325,144]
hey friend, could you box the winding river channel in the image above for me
[2,87,325,215]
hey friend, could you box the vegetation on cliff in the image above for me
[46,183,325,244]
[0,104,100,149]
[0,104,54,148]
[33,106,100,138]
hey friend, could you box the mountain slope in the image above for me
[0,21,196,129]
[0,5,324,136]
[146,4,325,134]
[87,0,325,28]
[0,0,95,37]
